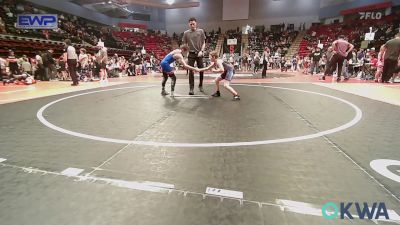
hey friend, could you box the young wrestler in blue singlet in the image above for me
[160,44,200,97]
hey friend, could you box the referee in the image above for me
[182,17,206,95]
[64,39,79,86]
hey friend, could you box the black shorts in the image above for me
[100,62,107,69]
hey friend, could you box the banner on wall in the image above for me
[227,39,238,45]
[359,11,383,20]
[365,32,375,41]
[16,14,58,29]
[340,2,392,15]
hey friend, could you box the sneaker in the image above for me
[161,89,169,96]
[199,86,204,92]
[233,95,240,101]
[71,83,79,86]
[189,90,194,95]
[170,91,175,97]
[343,77,349,82]
[211,91,221,97]
[336,77,341,82]
[319,76,325,80]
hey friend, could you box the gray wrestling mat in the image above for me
[0,82,399,225]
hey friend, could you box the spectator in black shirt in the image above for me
[6,51,19,76]
[127,63,135,76]
[42,49,55,80]
[309,48,322,75]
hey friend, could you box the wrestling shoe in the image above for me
[211,91,221,97]
[161,89,169,96]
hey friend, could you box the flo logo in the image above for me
[359,12,382,20]
[322,202,389,220]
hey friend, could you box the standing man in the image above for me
[320,35,354,82]
[182,17,206,95]
[309,47,322,75]
[42,49,55,80]
[34,51,44,81]
[261,47,270,78]
[97,41,108,84]
[381,33,400,83]
[64,39,79,86]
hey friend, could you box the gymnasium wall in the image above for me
[165,0,320,33]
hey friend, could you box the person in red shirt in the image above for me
[374,46,385,82]
[320,35,354,82]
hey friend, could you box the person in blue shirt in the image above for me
[160,44,200,97]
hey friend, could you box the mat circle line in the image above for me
[36,84,363,148]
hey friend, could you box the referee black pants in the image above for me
[188,52,204,90]
[67,59,78,84]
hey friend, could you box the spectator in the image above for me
[96,41,108,84]
[309,48,322,75]
[381,33,400,83]
[261,47,270,78]
[7,50,19,76]
[42,49,55,80]
[321,35,354,82]
[21,56,32,75]
[78,48,89,80]
[0,17,6,34]
[253,51,260,74]
[57,56,68,81]
[0,57,6,83]
[374,45,385,82]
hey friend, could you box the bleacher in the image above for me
[298,15,398,57]
[0,1,179,60]
[248,30,298,56]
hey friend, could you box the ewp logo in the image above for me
[359,12,382,20]
[322,202,389,220]
[16,14,58,29]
